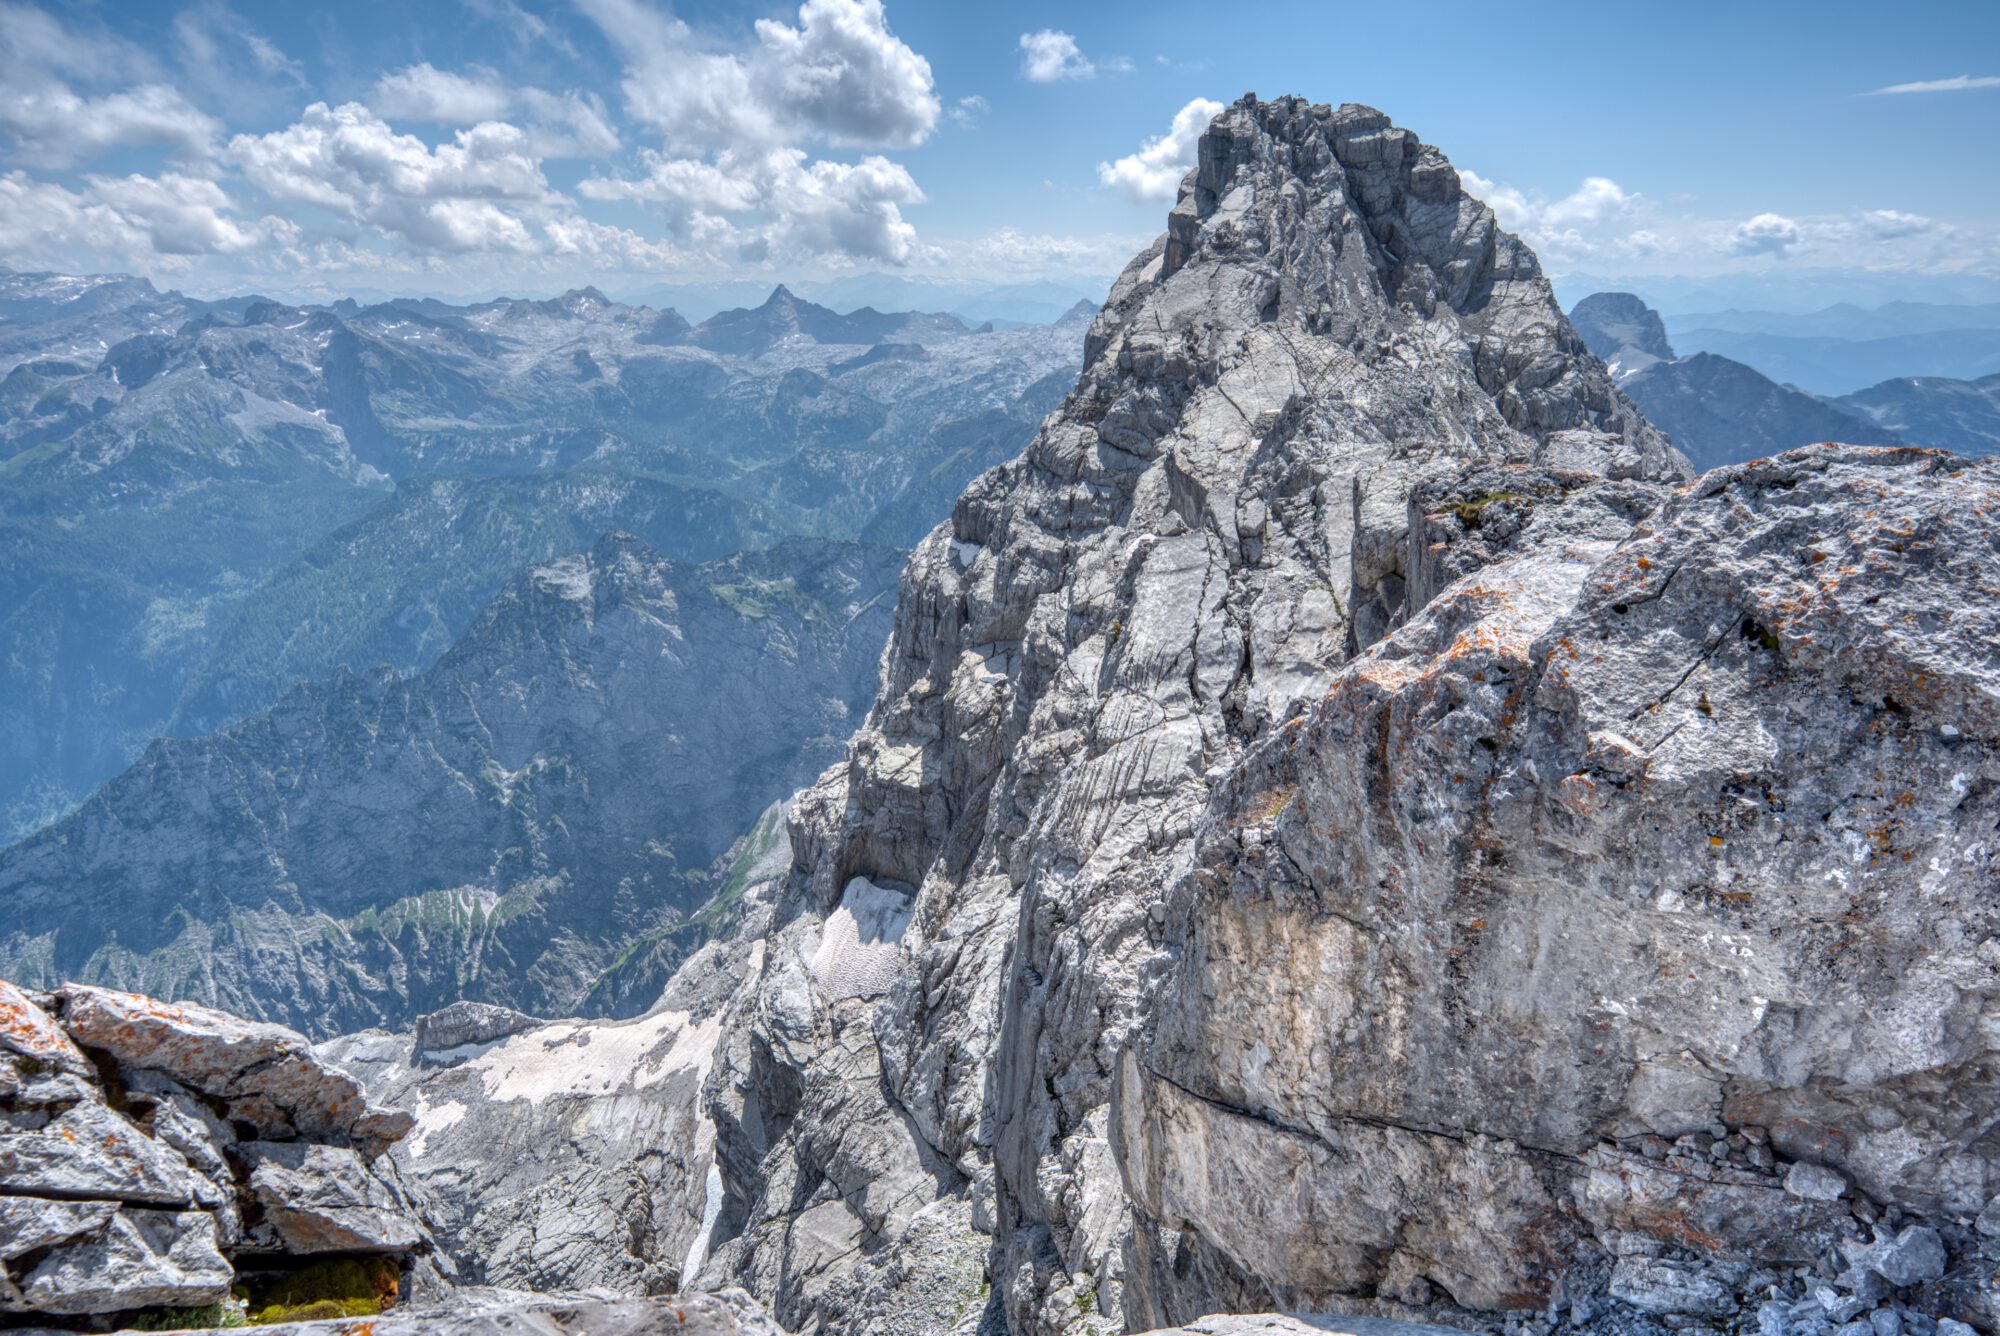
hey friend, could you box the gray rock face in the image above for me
[1570,292,1677,375]
[0,536,900,1036]
[243,1142,427,1254]
[0,979,429,1321]
[1119,444,1999,1325]
[15,1207,232,1316]
[675,94,1678,1336]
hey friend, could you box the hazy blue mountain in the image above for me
[0,533,901,1035]
[0,273,1089,843]
[1836,372,2000,457]
[1568,293,1895,469]
[1569,291,1676,375]
[1670,326,2000,396]
[1663,300,2000,342]
[1621,352,1900,471]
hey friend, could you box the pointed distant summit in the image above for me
[691,285,971,354]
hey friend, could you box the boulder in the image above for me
[16,1206,231,1315]
[57,984,412,1152]
[0,1098,215,1207]
[243,1141,425,1254]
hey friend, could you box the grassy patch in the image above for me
[1446,491,1529,530]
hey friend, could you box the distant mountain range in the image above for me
[0,267,1091,844]
[1669,327,2000,397]
[1570,291,1998,467]
[0,532,901,1034]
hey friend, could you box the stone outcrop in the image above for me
[1119,443,2000,1330]
[677,94,1681,1335]
[103,1288,787,1335]
[0,979,431,1323]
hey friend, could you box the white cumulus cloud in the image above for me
[575,0,938,264]
[577,0,937,151]
[1729,212,1801,257]
[1018,30,1092,83]
[371,64,514,124]
[228,102,552,253]
[1096,97,1222,203]
[0,168,292,262]
[580,146,924,263]
[1459,170,1636,234]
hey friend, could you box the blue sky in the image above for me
[1,0,1996,309]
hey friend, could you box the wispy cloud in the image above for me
[1866,74,2000,95]
[949,94,987,128]
[1018,30,1092,83]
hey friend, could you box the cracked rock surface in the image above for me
[632,97,2000,1336]
[669,94,1680,1336]
[0,979,431,1321]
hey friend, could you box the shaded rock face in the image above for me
[1837,370,2000,458]
[1120,444,2000,1326]
[1570,292,1676,376]
[682,94,1680,1335]
[0,535,900,1036]
[0,979,428,1322]
[1621,351,1903,471]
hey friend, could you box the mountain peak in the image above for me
[1569,291,1676,376]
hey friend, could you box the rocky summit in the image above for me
[509,93,1995,1336]
[675,93,1686,1335]
[13,91,2000,1336]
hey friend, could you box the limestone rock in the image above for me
[0,980,91,1079]
[0,1196,119,1260]
[1867,1227,1950,1287]
[1135,1319,1478,1336]
[414,1002,544,1062]
[1787,1162,1850,1202]
[679,93,1679,1336]
[132,1288,786,1334]
[0,1099,212,1208]
[17,1207,231,1316]
[56,984,412,1152]
[1,977,429,1321]
[243,1142,426,1254]
[1608,1256,1737,1316]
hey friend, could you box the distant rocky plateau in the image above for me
[8,92,2000,1336]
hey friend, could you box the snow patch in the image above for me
[534,554,596,601]
[407,1095,466,1158]
[951,540,980,568]
[460,1008,721,1106]
[681,1161,724,1283]
[810,877,913,1001]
